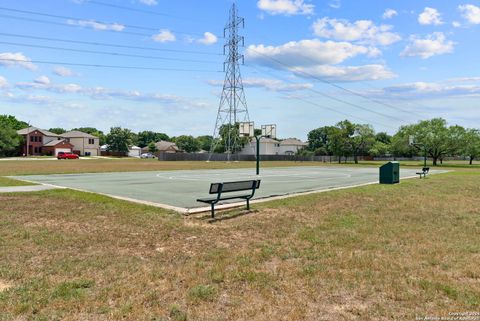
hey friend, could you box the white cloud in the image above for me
[197,32,218,45]
[208,78,313,92]
[446,76,480,83]
[14,77,207,108]
[312,17,401,46]
[257,0,314,16]
[247,39,372,67]
[246,40,395,82]
[380,81,480,98]
[138,0,158,5]
[401,32,454,59]
[452,21,462,28]
[329,0,341,9]
[53,66,77,77]
[418,7,443,25]
[0,52,37,71]
[0,76,8,88]
[291,64,396,82]
[34,76,51,86]
[152,29,176,43]
[458,4,480,24]
[67,19,125,31]
[382,9,398,19]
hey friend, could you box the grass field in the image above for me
[0,177,36,187]
[0,159,479,320]
[0,157,478,177]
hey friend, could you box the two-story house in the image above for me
[239,137,307,156]
[62,131,100,156]
[17,127,74,156]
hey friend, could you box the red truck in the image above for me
[57,152,79,160]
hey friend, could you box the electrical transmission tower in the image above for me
[209,2,250,161]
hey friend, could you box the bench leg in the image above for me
[246,198,250,211]
[211,203,215,219]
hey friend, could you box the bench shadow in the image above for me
[190,209,259,223]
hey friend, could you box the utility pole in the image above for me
[209,2,250,161]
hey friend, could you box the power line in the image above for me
[87,0,205,23]
[0,13,158,38]
[0,58,221,73]
[0,40,219,64]
[246,50,408,123]
[245,31,425,118]
[0,6,212,38]
[245,64,396,129]
[0,32,221,56]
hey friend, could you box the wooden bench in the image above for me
[197,180,261,218]
[416,167,430,178]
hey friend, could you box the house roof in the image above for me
[43,139,73,147]
[250,137,280,144]
[62,130,97,138]
[280,138,307,146]
[154,140,179,151]
[17,126,60,137]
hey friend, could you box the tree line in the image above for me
[1,115,479,165]
[0,115,214,156]
[304,118,480,165]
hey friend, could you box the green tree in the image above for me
[463,129,480,165]
[48,128,66,135]
[375,132,392,144]
[196,135,213,151]
[137,131,170,148]
[148,142,158,154]
[72,127,106,145]
[390,126,415,158]
[0,115,28,130]
[216,123,248,153]
[175,135,200,153]
[369,141,391,157]
[307,126,337,153]
[406,118,454,166]
[348,123,376,164]
[0,125,21,157]
[106,127,133,153]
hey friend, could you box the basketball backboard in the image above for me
[239,122,254,137]
[261,124,277,139]
[409,135,415,146]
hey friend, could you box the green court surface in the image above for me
[10,166,440,213]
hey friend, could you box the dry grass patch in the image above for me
[0,171,479,320]
[0,177,36,187]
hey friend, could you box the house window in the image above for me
[88,139,95,145]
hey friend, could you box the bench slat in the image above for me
[209,180,260,194]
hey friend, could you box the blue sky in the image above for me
[0,0,479,139]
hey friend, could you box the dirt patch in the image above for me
[0,280,12,292]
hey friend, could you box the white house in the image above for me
[279,138,308,155]
[240,137,280,155]
[128,146,142,158]
[240,137,307,156]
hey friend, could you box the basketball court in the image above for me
[9,166,444,214]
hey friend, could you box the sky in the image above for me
[0,0,479,139]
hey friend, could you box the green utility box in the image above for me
[379,161,400,184]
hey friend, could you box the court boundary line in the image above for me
[8,174,429,215]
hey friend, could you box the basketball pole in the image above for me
[256,135,260,175]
